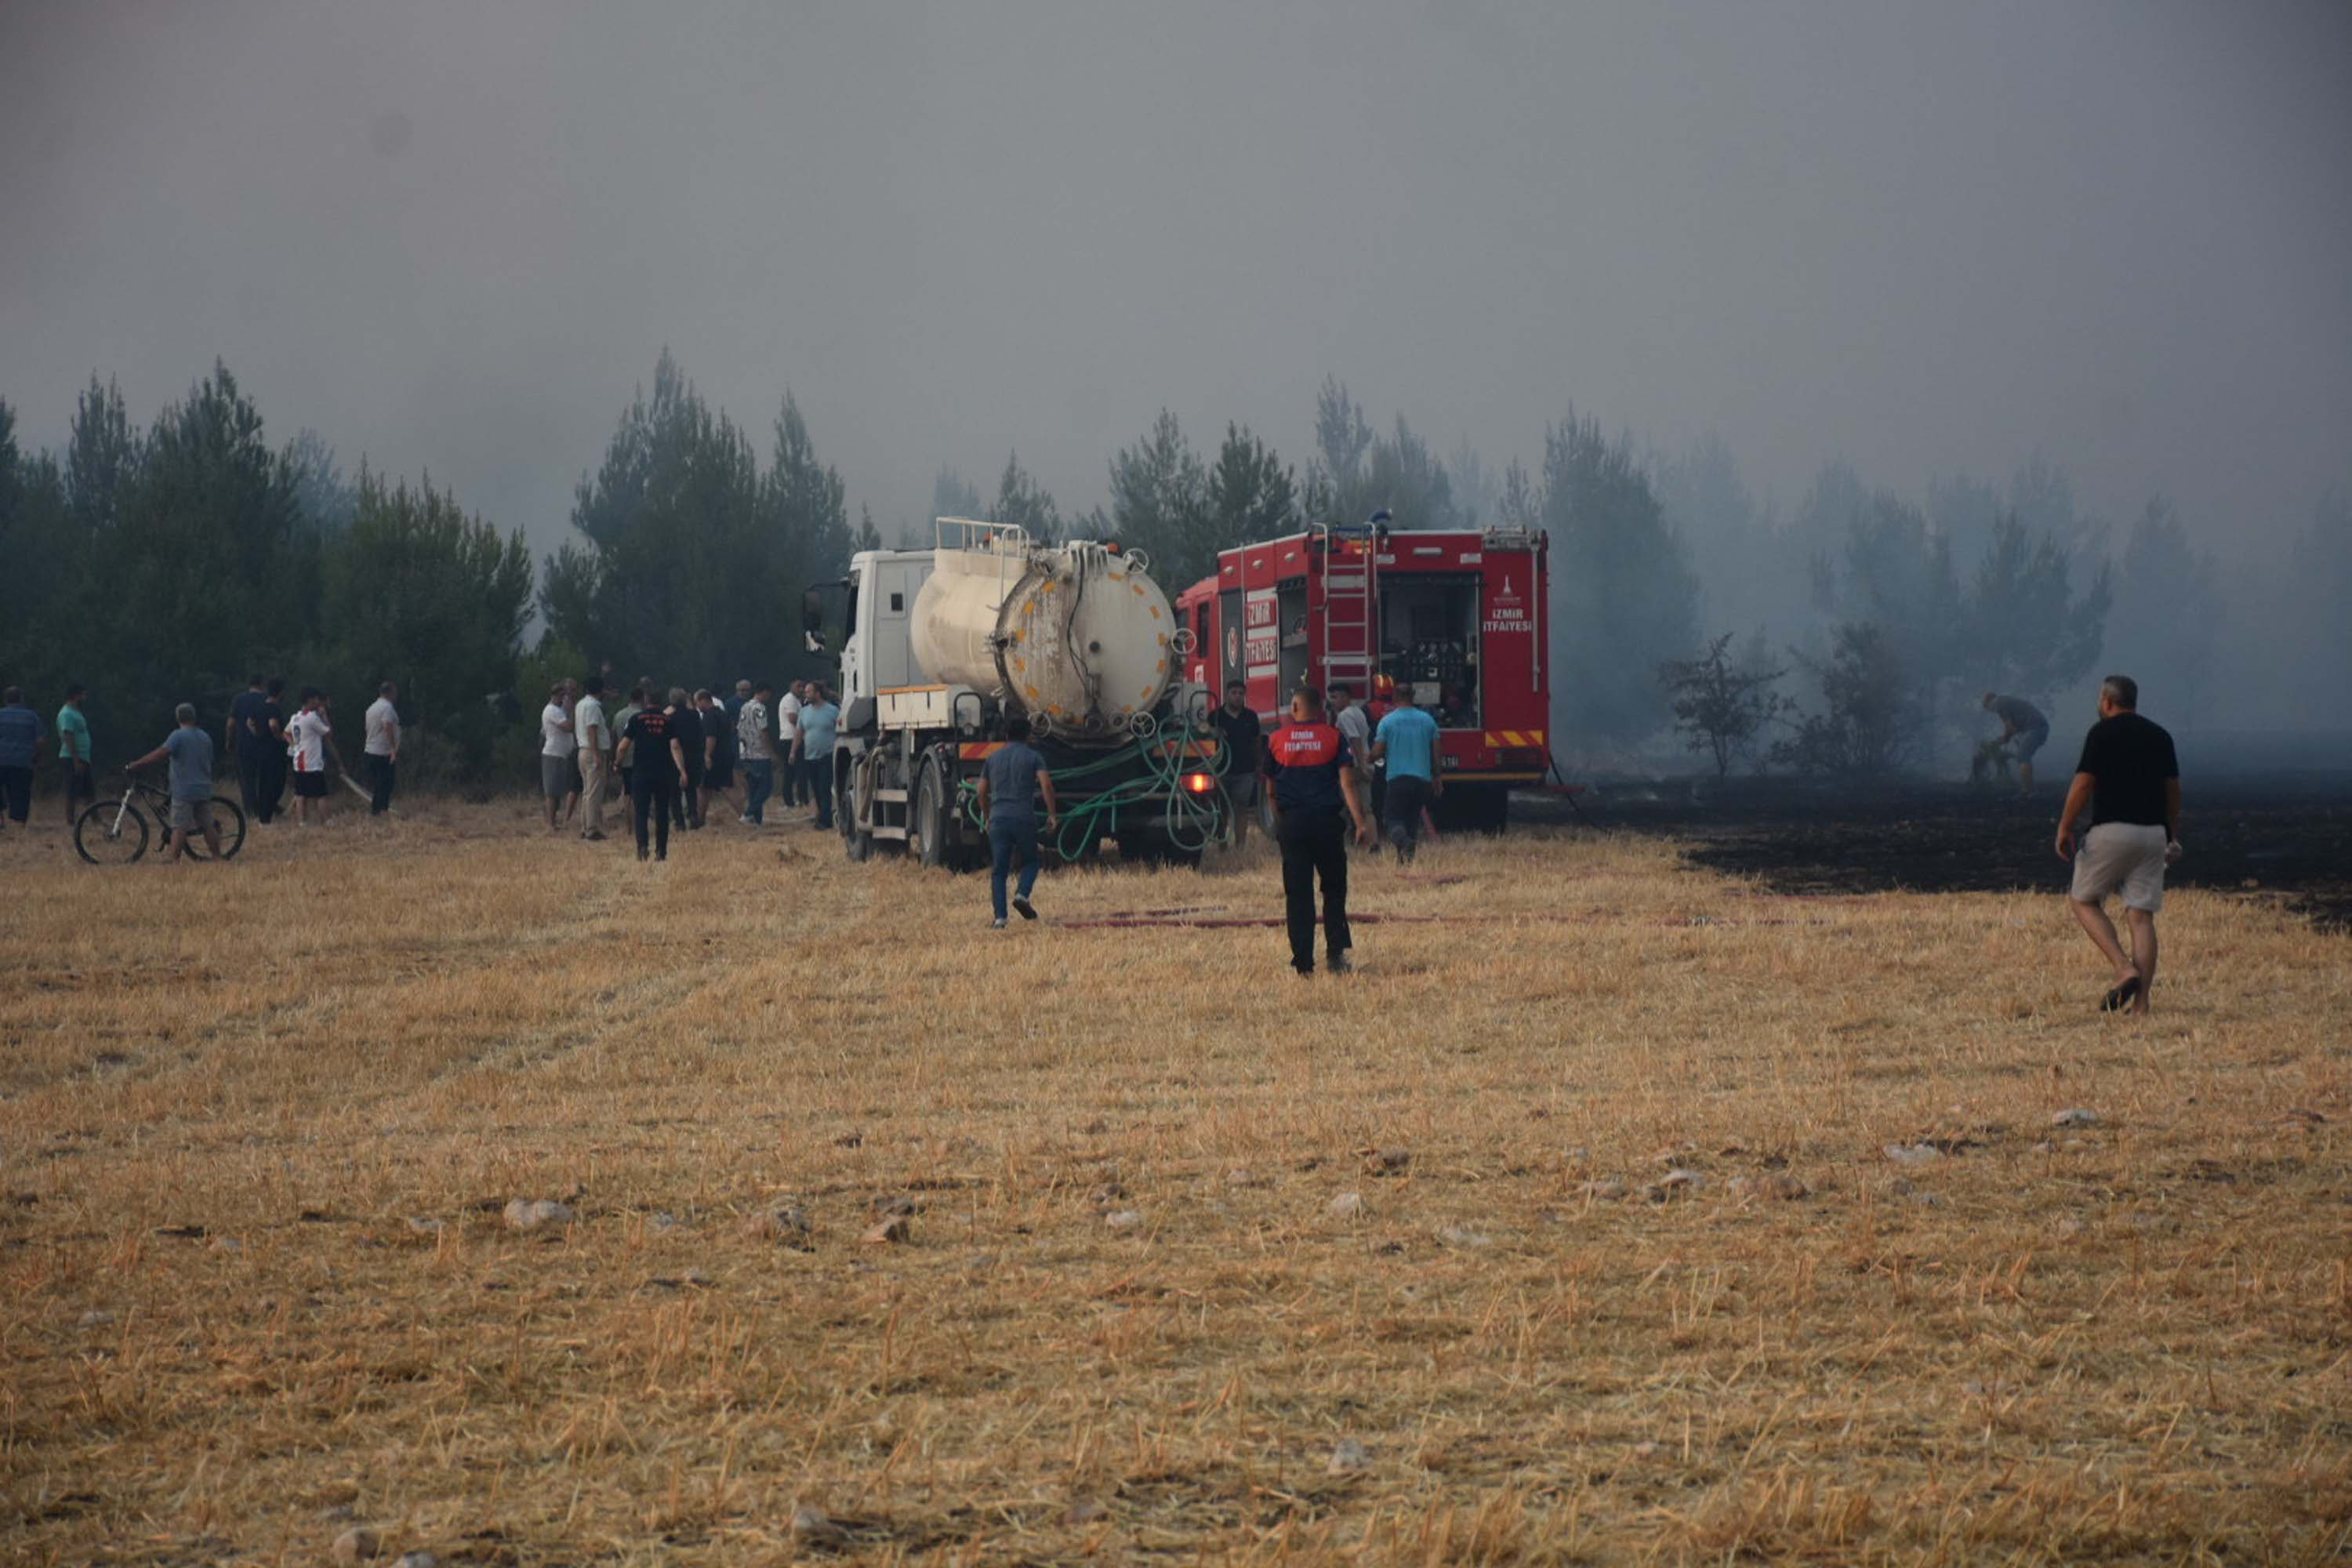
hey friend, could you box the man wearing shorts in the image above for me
[539,681,578,833]
[696,688,740,821]
[128,703,225,860]
[2056,674,2180,1015]
[285,689,341,826]
[1983,691,2049,796]
[56,684,95,827]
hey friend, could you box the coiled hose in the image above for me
[959,729,1232,860]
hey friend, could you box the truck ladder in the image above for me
[1311,521,1378,694]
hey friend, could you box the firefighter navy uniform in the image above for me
[1264,717,1360,975]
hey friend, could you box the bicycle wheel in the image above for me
[74,799,151,866]
[187,795,247,860]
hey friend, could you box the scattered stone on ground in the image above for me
[210,1236,243,1254]
[2031,1141,2056,1154]
[1436,1224,1493,1247]
[1882,1143,1942,1166]
[1730,1173,1811,1202]
[331,1526,382,1563]
[403,1217,444,1236]
[862,1216,910,1245]
[1327,1437,1370,1475]
[1327,1191,1368,1220]
[1563,1145,1592,1164]
[78,1308,114,1327]
[1632,1441,1664,1459]
[1889,1179,1944,1207]
[1653,1142,1699,1164]
[1090,1182,1128,1207]
[502,1199,574,1231]
[742,1206,811,1245]
[1577,1178,1628,1202]
[869,1194,920,1218]
[789,1506,847,1547]
[646,1211,681,1232]
[1362,1148,1410,1176]
[2050,1108,2100,1128]
[393,1554,437,1568]
[1103,1209,1144,1232]
[1224,1167,1265,1188]
[1642,1168,1705,1202]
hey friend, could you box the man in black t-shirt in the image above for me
[2055,674,2181,1015]
[1208,681,1263,847]
[695,689,742,821]
[620,685,691,862]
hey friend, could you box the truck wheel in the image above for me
[910,759,949,870]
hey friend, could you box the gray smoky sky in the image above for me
[4,1,2347,561]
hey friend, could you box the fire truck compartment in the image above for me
[1377,573,1481,728]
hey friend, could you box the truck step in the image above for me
[869,824,908,840]
[875,788,909,803]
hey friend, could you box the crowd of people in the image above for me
[2,660,2183,1014]
[0,670,844,859]
[533,675,841,861]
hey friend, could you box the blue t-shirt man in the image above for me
[797,699,840,760]
[164,726,216,801]
[1373,704,1439,782]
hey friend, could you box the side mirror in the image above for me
[801,590,824,635]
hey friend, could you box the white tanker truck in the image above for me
[804,519,1231,868]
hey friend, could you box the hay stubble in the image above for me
[2,801,2347,1563]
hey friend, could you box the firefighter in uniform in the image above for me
[1264,685,1373,976]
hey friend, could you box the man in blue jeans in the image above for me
[975,716,1059,929]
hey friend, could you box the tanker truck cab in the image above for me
[816,519,1229,869]
[825,547,942,730]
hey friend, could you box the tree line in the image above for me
[5,351,2343,787]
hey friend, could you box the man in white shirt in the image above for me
[539,681,578,835]
[362,681,401,816]
[574,675,611,841]
[285,688,342,827]
[776,680,805,809]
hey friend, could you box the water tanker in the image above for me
[810,520,1228,869]
[908,532,1178,742]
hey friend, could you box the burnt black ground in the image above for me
[1515,773,2352,931]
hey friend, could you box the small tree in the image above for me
[1772,622,1912,776]
[1659,633,1788,776]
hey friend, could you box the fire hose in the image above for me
[956,728,1232,861]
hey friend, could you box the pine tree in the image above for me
[1108,412,1207,585]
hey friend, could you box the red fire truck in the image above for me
[1174,521,1551,831]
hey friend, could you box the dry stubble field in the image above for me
[3,797,2348,1566]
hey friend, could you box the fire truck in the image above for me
[1174,521,1551,831]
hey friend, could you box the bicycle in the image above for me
[74,771,248,866]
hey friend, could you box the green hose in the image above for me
[957,728,1232,860]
